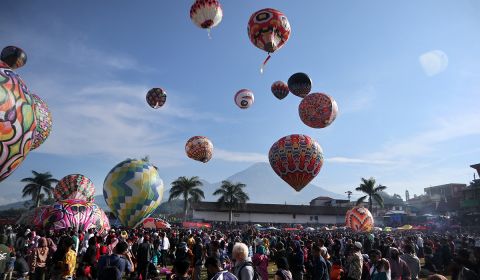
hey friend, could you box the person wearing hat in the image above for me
[346,242,363,280]
[311,245,329,280]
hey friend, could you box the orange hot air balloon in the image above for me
[185,136,213,163]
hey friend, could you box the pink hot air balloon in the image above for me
[298,92,338,128]
[234,89,254,109]
[268,134,324,192]
[190,0,223,37]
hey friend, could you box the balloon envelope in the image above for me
[54,174,95,202]
[1,46,27,69]
[190,0,223,29]
[247,8,291,53]
[234,89,254,109]
[31,94,53,150]
[0,61,36,182]
[185,136,213,163]
[268,134,324,192]
[146,88,167,109]
[271,81,289,100]
[298,92,338,128]
[288,72,312,98]
[345,206,374,232]
[103,159,164,227]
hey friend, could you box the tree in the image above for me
[355,177,387,212]
[213,180,250,223]
[21,171,59,208]
[168,176,204,221]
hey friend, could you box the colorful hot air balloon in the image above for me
[288,72,312,98]
[30,94,53,150]
[298,92,338,129]
[345,206,374,232]
[1,46,27,69]
[54,174,96,202]
[146,88,167,109]
[271,81,289,100]
[268,134,324,192]
[190,0,223,36]
[247,8,291,72]
[185,136,213,163]
[234,89,254,109]
[103,159,164,227]
[17,205,50,228]
[0,61,36,182]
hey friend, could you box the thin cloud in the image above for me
[215,149,268,163]
[326,157,395,165]
[419,50,448,76]
[339,85,375,114]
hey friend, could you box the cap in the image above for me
[354,242,362,249]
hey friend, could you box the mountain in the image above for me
[0,200,31,211]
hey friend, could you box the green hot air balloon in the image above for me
[103,158,164,227]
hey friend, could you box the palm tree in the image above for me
[355,177,387,212]
[213,180,250,223]
[168,176,204,221]
[21,171,59,208]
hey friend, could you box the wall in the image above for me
[192,210,345,224]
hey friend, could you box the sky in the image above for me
[1,0,480,205]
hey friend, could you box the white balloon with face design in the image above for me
[234,89,254,109]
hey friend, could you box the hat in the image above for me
[354,242,362,249]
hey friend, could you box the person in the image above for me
[388,248,410,280]
[160,232,171,267]
[252,245,269,280]
[136,234,153,280]
[347,242,363,280]
[97,241,134,280]
[14,252,29,280]
[427,274,447,280]
[368,250,390,280]
[172,259,192,280]
[290,241,305,280]
[311,245,329,280]
[31,237,49,280]
[205,256,238,280]
[275,257,292,280]
[82,237,98,279]
[0,235,10,280]
[50,236,76,280]
[329,259,344,280]
[233,243,254,280]
[193,236,205,280]
[400,244,420,280]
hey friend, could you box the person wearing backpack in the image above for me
[97,241,134,280]
[232,242,258,280]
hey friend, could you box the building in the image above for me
[460,163,480,214]
[191,201,349,224]
[424,183,466,201]
[309,196,350,207]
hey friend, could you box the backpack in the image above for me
[98,256,122,280]
[239,261,262,280]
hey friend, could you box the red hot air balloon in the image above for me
[247,8,291,72]
[298,92,338,128]
[345,206,374,232]
[185,136,213,163]
[190,0,223,37]
[268,134,324,192]
[271,81,289,100]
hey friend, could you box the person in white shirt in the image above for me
[160,232,170,267]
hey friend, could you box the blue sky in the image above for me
[1,0,480,205]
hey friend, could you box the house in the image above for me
[309,196,350,207]
[191,201,349,224]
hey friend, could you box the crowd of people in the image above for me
[0,224,479,280]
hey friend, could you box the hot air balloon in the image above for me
[234,89,254,109]
[288,72,312,98]
[146,88,167,109]
[190,0,223,37]
[247,8,291,72]
[1,46,27,69]
[30,94,53,150]
[298,92,338,128]
[185,136,213,163]
[17,205,50,228]
[345,206,374,232]
[268,134,324,192]
[0,61,36,182]
[103,159,164,227]
[54,174,95,202]
[271,81,289,100]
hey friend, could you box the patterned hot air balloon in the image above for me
[247,8,291,72]
[146,88,167,109]
[288,72,312,98]
[30,94,52,150]
[0,61,36,182]
[268,134,324,192]
[271,81,289,100]
[1,46,27,69]
[185,136,213,163]
[17,205,50,228]
[54,174,95,202]
[298,92,338,129]
[103,159,164,227]
[345,206,374,232]
[234,89,254,109]
[190,0,223,36]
